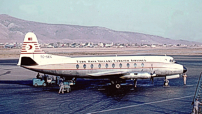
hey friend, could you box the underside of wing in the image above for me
[88,70,128,77]
[88,70,153,79]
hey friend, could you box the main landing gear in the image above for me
[110,79,138,89]
[134,79,137,88]
[110,80,125,89]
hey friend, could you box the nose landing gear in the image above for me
[183,73,187,85]
[164,78,169,86]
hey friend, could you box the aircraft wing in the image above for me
[88,70,128,77]
[88,70,153,79]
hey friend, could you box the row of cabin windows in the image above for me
[76,63,144,69]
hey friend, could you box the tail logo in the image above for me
[25,44,35,52]
[20,32,45,54]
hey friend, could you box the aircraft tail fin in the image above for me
[17,32,45,66]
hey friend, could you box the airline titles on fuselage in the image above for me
[76,59,146,63]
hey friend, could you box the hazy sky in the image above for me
[0,0,202,42]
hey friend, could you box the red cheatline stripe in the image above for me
[21,51,27,52]
[24,67,167,70]
[23,43,38,45]
[21,53,45,54]
[23,42,37,43]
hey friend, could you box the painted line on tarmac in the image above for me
[88,95,193,114]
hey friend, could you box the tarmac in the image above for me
[0,55,201,114]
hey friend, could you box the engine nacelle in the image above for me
[166,74,180,79]
[120,72,152,79]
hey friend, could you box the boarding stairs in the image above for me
[193,72,202,113]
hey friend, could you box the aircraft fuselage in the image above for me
[21,54,184,79]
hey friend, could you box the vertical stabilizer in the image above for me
[21,32,45,54]
[18,32,45,65]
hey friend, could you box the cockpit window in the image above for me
[170,59,174,62]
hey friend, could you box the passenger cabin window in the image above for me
[98,64,101,69]
[141,63,144,67]
[127,63,130,68]
[105,63,108,68]
[83,64,86,69]
[112,63,115,68]
[91,64,93,69]
[119,63,122,68]
[134,63,137,68]
[76,64,79,69]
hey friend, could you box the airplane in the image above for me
[5,44,15,48]
[17,32,187,89]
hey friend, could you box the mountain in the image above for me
[0,14,199,45]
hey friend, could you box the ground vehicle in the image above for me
[33,75,55,86]
[33,74,75,93]
[33,78,46,86]
[63,81,75,92]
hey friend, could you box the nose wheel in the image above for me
[164,79,169,86]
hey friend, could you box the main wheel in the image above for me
[115,83,121,89]
[34,83,38,87]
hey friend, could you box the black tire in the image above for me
[42,83,46,87]
[115,84,121,89]
[34,83,38,87]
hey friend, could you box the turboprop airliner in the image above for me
[17,32,187,89]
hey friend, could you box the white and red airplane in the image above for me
[18,32,187,88]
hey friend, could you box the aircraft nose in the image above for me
[183,66,187,73]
